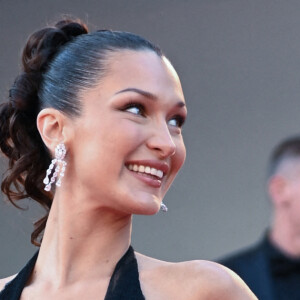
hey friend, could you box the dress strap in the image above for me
[0,251,38,300]
[0,246,145,300]
[104,246,145,299]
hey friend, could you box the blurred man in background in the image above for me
[220,136,300,300]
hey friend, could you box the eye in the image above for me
[168,115,185,128]
[123,102,145,116]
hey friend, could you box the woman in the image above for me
[0,19,256,299]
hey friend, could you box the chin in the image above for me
[131,198,161,216]
[140,205,161,216]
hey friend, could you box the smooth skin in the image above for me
[0,50,256,299]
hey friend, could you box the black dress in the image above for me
[0,246,145,300]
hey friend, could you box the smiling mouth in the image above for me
[127,164,164,179]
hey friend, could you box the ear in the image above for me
[37,108,69,154]
[268,175,290,207]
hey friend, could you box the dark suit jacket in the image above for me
[220,238,275,300]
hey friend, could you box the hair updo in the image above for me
[0,18,163,246]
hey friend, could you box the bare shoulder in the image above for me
[135,253,257,300]
[0,275,17,292]
[189,260,257,299]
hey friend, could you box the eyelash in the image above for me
[122,102,185,128]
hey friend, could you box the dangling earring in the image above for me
[43,143,67,191]
[160,202,168,212]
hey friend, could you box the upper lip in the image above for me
[125,160,169,176]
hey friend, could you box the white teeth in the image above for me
[157,170,163,178]
[127,164,164,179]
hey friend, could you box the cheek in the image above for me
[174,138,186,171]
[162,140,185,196]
[78,120,144,167]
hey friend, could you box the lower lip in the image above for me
[128,170,162,188]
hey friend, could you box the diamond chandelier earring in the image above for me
[160,202,168,212]
[43,143,67,191]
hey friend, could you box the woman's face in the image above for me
[68,50,186,215]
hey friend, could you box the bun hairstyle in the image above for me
[0,18,162,246]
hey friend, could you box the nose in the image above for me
[146,122,176,159]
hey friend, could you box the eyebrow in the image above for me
[115,88,157,100]
[115,87,186,108]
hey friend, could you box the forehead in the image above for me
[277,157,300,179]
[102,49,184,101]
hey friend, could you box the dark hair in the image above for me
[0,18,163,246]
[267,136,300,178]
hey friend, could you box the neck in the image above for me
[34,189,132,287]
[270,210,300,257]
